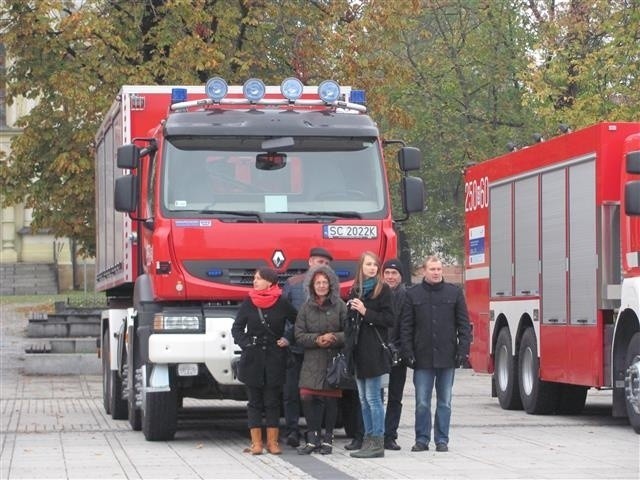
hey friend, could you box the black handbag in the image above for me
[374,327,400,367]
[326,351,355,389]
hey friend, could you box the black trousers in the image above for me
[246,385,282,428]
[384,364,408,440]
[283,352,304,435]
[301,394,338,440]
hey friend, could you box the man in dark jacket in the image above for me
[281,246,333,447]
[401,255,471,453]
[382,259,407,450]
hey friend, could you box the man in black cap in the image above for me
[382,258,408,450]
[281,246,333,447]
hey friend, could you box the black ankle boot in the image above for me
[320,433,333,455]
[297,431,320,455]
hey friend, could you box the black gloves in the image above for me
[403,355,416,369]
[456,353,469,368]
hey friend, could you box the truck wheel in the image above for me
[126,348,142,431]
[556,384,588,415]
[518,328,559,414]
[494,328,522,410]
[142,389,178,441]
[624,332,640,433]
[102,330,112,415]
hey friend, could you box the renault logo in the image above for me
[272,250,285,268]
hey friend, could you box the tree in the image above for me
[335,0,537,263]
[521,0,640,132]
[0,0,356,255]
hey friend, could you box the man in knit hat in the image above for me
[381,258,408,450]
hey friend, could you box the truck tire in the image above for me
[126,347,142,431]
[102,330,112,415]
[624,332,640,433]
[142,389,178,441]
[494,328,522,410]
[518,328,559,414]
[103,330,128,419]
[556,384,588,415]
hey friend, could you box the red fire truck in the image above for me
[464,122,640,432]
[95,77,425,440]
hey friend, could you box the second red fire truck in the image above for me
[464,122,640,432]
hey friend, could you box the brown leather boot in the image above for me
[266,427,282,454]
[243,428,263,455]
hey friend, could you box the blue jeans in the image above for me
[355,375,385,437]
[413,368,455,446]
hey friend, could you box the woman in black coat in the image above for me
[232,267,297,455]
[345,251,394,458]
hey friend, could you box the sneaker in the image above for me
[286,432,300,448]
[411,442,429,452]
[384,438,401,450]
[436,443,448,452]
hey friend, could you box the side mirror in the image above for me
[625,180,640,215]
[114,175,138,212]
[398,147,422,172]
[401,176,425,214]
[626,150,640,174]
[117,144,140,169]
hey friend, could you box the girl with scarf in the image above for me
[346,251,394,458]
[232,267,297,455]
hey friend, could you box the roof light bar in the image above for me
[170,77,366,113]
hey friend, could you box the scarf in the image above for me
[249,284,282,309]
[361,277,377,298]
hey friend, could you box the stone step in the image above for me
[27,318,100,338]
[0,263,58,295]
[23,353,100,375]
[25,338,98,354]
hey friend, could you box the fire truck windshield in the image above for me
[161,136,387,219]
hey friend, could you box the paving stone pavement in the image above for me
[1,302,638,479]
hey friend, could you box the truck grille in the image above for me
[182,260,307,286]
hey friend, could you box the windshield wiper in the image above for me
[279,211,362,219]
[198,209,263,222]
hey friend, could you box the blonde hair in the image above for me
[353,251,384,299]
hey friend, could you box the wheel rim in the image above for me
[497,344,509,391]
[521,346,534,395]
[625,355,640,415]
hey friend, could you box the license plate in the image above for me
[323,225,378,239]
[177,363,198,376]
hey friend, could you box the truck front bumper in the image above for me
[148,317,240,386]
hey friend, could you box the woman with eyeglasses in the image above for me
[294,265,348,455]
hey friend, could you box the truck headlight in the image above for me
[154,313,202,332]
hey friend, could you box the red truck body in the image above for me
[94,80,424,440]
[463,122,640,431]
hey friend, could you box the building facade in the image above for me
[0,44,94,293]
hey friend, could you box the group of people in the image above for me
[231,247,471,457]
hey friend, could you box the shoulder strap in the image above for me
[257,308,278,338]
